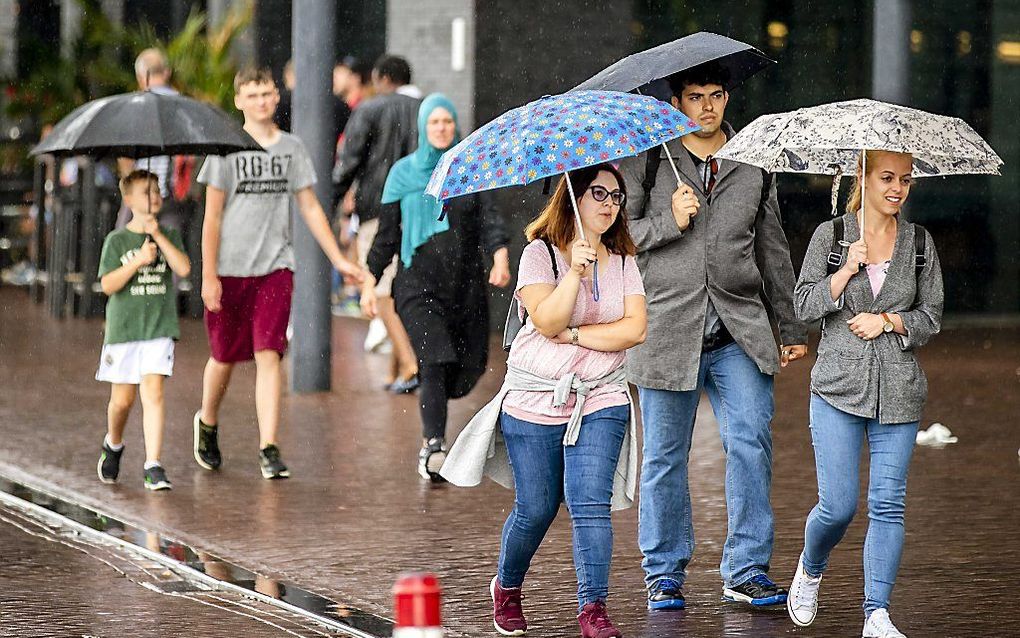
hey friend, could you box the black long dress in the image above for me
[367,191,509,398]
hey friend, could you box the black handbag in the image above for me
[502,239,558,351]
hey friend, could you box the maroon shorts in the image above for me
[205,269,293,363]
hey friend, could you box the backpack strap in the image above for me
[826,216,846,275]
[638,149,663,214]
[913,223,927,278]
[542,238,559,279]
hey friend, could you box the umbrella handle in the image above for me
[661,142,694,231]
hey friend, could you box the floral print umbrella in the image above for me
[425,90,700,207]
[714,98,1003,217]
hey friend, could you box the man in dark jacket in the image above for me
[620,63,809,611]
[332,55,420,391]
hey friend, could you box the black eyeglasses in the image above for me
[587,185,626,206]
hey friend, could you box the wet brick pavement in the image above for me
[0,286,1018,637]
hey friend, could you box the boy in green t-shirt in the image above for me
[96,170,191,491]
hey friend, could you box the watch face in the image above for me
[884,322,894,333]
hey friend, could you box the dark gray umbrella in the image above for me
[30,90,261,158]
[572,31,774,94]
[572,32,773,190]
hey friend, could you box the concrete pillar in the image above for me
[60,0,82,59]
[100,0,123,25]
[872,0,911,104]
[0,0,16,77]
[289,0,335,392]
[208,0,230,27]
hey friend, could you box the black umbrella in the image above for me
[30,90,261,159]
[572,32,774,189]
[572,31,774,94]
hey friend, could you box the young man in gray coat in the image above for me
[620,63,809,610]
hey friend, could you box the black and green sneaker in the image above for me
[143,464,172,491]
[97,441,123,484]
[259,444,290,479]
[193,411,222,470]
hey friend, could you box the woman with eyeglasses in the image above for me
[441,163,647,638]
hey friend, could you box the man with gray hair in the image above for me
[126,48,178,200]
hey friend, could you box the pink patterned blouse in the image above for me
[502,239,645,425]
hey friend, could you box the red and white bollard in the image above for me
[392,572,443,638]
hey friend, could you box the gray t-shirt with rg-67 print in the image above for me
[197,132,316,277]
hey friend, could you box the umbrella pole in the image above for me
[860,149,866,231]
[663,142,684,186]
[564,171,600,301]
[859,149,867,268]
[563,172,586,241]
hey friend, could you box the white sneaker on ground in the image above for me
[862,608,907,638]
[363,317,389,352]
[787,559,822,627]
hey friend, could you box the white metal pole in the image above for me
[563,172,585,240]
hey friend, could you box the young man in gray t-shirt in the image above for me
[195,67,363,480]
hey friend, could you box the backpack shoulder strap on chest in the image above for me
[542,238,559,279]
[826,217,846,275]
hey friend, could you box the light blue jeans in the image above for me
[638,342,776,589]
[802,393,919,615]
[497,406,628,610]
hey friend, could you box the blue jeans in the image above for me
[638,342,775,589]
[802,393,918,615]
[497,405,628,609]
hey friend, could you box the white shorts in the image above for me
[96,337,175,384]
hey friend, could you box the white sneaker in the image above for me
[786,559,822,627]
[862,608,907,638]
[363,317,389,352]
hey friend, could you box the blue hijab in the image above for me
[381,93,461,269]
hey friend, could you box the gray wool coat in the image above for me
[620,124,808,391]
[795,212,944,424]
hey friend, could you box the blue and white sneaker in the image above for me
[647,577,686,610]
[723,574,788,607]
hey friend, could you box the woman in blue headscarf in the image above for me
[362,93,511,481]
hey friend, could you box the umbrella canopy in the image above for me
[714,98,1003,218]
[715,98,1002,178]
[30,90,261,159]
[425,90,699,202]
[572,31,774,94]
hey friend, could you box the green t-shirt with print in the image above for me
[98,227,183,345]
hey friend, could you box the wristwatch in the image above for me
[570,326,579,345]
[881,312,894,333]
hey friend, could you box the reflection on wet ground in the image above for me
[0,497,335,636]
[0,476,391,636]
[0,288,1018,637]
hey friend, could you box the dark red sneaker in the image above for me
[490,576,527,636]
[578,600,622,638]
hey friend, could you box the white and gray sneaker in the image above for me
[863,608,907,638]
[417,437,447,482]
[787,559,822,627]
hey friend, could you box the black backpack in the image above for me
[502,239,558,352]
[825,216,927,279]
